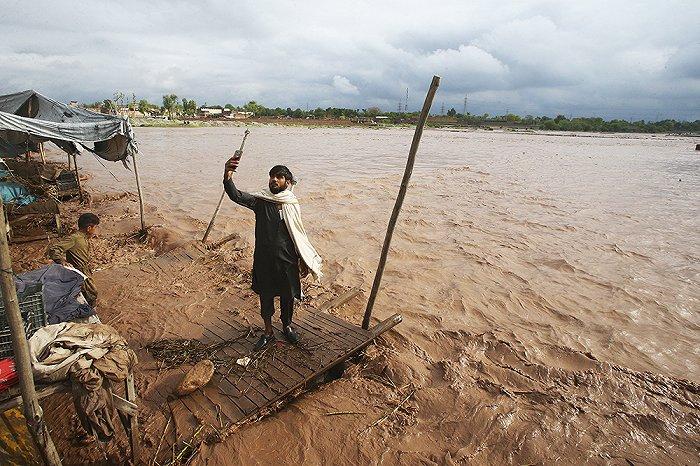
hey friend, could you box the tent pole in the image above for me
[67,153,72,171]
[132,153,146,232]
[39,142,46,164]
[26,99,33,163]
[361,75,440,330]
[0,199,63,466]
[72,154,83,202]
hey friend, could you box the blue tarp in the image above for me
[0,181,37,206]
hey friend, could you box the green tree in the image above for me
[162,94,178,118]
[181,98,197,116]
[137,99,151,115]
[243,101,265,116]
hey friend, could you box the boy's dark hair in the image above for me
[78,213,100,230]
[269,165,294,183]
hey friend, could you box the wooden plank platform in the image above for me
[151,307,400,463]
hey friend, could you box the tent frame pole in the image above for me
[361,75,440,330]
[72,154,83,202]
[0,199,62,466]
[132,153,146,232]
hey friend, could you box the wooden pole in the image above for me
[202,129,250,243]
[39,142,46,164]
[131,152,146,232]
[361,75,440,330]
[67,153,72,171]
[0,199,62,465]
[72,154,83,202]
[26,99,33,163]
[201,191,226,244]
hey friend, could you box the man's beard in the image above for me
[269,183,284,194]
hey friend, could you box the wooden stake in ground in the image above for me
[132,152,146,232]
[362,75,440,330]
[0,199,62,465]
[202,129,250,243]
[39,142,46,164]
[72,153,83,202]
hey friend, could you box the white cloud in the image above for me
[332,76,359,95]
[0,0,698,119]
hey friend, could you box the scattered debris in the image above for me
[360,387,418,435]
[145,332,252,371]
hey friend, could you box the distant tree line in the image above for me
[82,96,699,134]
[462,113,699,134]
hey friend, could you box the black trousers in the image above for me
[259,294,294,327]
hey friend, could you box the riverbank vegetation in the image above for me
[88,96,700,135]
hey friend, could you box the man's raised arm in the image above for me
[223,157,257,210]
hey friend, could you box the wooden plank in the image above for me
[312,311,372,342]
[315,310,373,339]
[305,313,367,346]
[123,373,141,462]
[282,321,354,365]
[201,327,280,404]
[207,314,316,382]
[204,327,298,393]
[319,287,362,312]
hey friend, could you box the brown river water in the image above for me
[51,126,699,463]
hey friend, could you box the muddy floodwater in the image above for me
[58,127,699,463]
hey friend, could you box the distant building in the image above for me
[199,106,224,117]
[116,106,145,118]
[226,111,254,120]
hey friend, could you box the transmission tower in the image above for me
[404,88,409,113]
[463,95,467,115]
[441,102,445,115]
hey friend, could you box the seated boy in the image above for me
[47,213,100,307]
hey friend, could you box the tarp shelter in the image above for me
[0,90,137,161]
[0,90,146,230]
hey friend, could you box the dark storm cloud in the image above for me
[1,0,698,119]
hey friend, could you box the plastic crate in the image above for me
[0,283,47,358]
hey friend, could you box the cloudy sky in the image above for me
[2,0,698,120]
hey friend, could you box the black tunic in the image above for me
[224,178,301,299]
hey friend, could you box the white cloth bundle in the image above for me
[251,187,323,281]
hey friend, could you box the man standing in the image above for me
[47,212,100,307]
[223,158,322,350]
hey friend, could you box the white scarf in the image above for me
[251,187,323,281]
